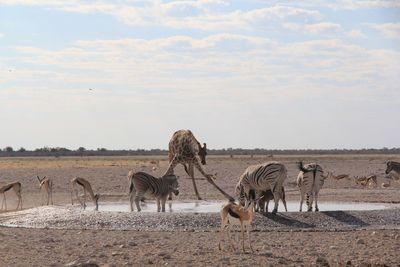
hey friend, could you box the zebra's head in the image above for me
[198,142,207,165]
[235,183,255,209]
[385,161,393,174]
[165,175,180,196]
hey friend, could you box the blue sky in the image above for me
[0,0,399,150]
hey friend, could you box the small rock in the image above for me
[119,245,125,249]
[356,239,365,245]
[111,252,119,256]
[65,259,99,267]
[128,241,137,247]
[371,231,376,236]
[329,246,337,250]
[345,260,352,266]
[316,256,329,266]
[262,251,273,257]
[394,234,399,240]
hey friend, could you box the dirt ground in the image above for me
[0,155,400,266]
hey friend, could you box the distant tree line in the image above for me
[0,146,400,157]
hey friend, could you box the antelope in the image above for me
[218,190,260,253]
[354,175,377,187]
[70,177,99,211]
[37,176,53,205]
[0,182,22,210]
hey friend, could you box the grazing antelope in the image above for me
[0,182,22,210]
[354,175,377,187]
[297,161,326,212]
[219,190,259,253]
[235,161,287,214]
[37,176,53,205]
[70,177,99,211]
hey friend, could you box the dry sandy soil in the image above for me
[0,155,400,266]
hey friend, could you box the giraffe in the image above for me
[164,129,234,201]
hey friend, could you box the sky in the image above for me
[0,0,399,150]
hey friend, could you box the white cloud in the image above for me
[0,33,4,38]
[284,22,341,34]
[0,1,322,30]
[345,29,366,38]
[370,23,400,39]
[328,0,400,9]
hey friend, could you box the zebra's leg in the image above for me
[50,186,53,205]
[299,191,304,212]
[129,188,136,212]
[16,192,22,210]
[266,199,269,213]
[314,192,319,212]
[1,193,5,210]
[156,198,160,212]
[271,190,280,214]
[83,187,87,210]
[307,193,313,212]
[161,196,167,212]
[282,198,288,212]
[135,193,143,212]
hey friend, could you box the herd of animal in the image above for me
[0,130,399,252]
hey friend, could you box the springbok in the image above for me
[37,176,53,205]
[70,177,99,211]
[218,191,260,253]
[0,182,22,210]
[354,175,377,187]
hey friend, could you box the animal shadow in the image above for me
[260,212,315,228]
[321,211,369,227]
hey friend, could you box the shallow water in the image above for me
[97,201,398,213]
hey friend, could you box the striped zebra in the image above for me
[235,161,287,214]
[128,171,179,212]
[385,161,400,177]
[296,161,325,212]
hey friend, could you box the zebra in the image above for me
[296,161,325,212]
[255,187,287,213]
[128,171,179,212]
[385,161,400,176]
[235,161,287,214]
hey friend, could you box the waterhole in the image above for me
[96,200,398,213]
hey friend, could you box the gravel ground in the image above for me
[1,205,400,232]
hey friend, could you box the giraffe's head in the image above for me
[198,143,207,165]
